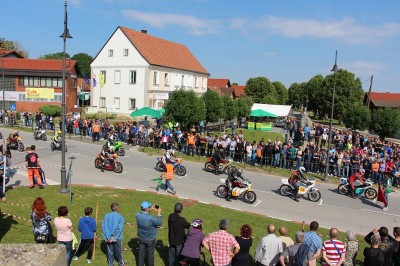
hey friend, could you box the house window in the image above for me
[129,98,136,110]
[129,70,137,84]
[123,49,129,56]
[114,97,120,109]
[164,73,169,86]
[153,71,159,85]
[100,97,106,108]
[33,77,39,87]
[194,77,198,88]
[108,49,113,57]
[181,75,185,87]
[100,70,107,85]
[174,74,180,87]
[114,70,121,84]
[57,78,63,88]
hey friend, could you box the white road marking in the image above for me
[253,200,261,207]
[114,187,126,189]
[361,209,400,217]
[319,199,323,205]
[198,201,209,204]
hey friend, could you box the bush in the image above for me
[39,105,62,116]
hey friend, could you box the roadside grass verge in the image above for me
[0,185,367,265]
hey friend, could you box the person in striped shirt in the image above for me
[322,228,346,265]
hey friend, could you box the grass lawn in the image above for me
[0,186,368,265]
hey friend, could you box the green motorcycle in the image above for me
[103,141,125,156]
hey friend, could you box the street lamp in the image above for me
[324,50,338,181]
[60,0,72,193]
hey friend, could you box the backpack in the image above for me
[292,243,311,266]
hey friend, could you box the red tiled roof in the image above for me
[119,27,209,75]
[232,85,246,97]
[368,92,400,102]
[2,58,77,72]
[0,49,24,58]
[207,78,231,88]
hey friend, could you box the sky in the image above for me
[2,0,400,93]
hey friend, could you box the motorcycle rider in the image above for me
[348,168,366,198]
[100,145,115,172]
[52,130,62,148]
[289,166,309,202]
[8,130,20,146]
[105,130,117,150]
[212,149,224,176]
[162,149,176,166]
[226,168,244,202]
[33,126,43,139]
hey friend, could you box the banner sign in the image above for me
[25,88,54,99]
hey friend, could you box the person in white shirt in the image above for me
[255,224,283,266]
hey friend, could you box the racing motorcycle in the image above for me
[215,177,257,204]
[103,141,125,156]
[389,170,400,188]
[8,136,24,152]
[155,157,187,176]
[33,127,47,141]
[50,140,68,152]
[337,177,377,199]
[204,157,236,175]
[279,178,321,202]
[94,153,123,173]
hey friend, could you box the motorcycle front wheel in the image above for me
[364,188,377,200]
[223,165,236,175]
[175,165,186,176]
[155,162,165,172]
[114,162,123,173]
[94,158,102,169]
[279,185,292,196]
[243,191,257,204]
[18,143,24,152]
[50,143,55,151]
[337,184,349,195]
[308,190,321,202]
[117,148,125,156]
[216,185,228,198]
[42,134,47,141]
[204,162,214,172]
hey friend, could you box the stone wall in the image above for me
[0,244,66,266]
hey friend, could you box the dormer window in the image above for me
[108,49,113,57]
[123,49,129,56]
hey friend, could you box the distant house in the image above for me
[207,78,233,97]
[231,85,247,99]
[90,26,210,114]
[0,49,25,58]
[364,92,400,110]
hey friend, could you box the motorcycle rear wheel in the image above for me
[243,191,257,204]
[50,143,55,151]
[18,143,24,152]
[114,162,123,173]
[216,185,228,198]
[117,148,125,156]
[364,188,377,200]
[223,165,236,175]
[279,185,292,196]
[308,190,321,202]
[204,162,214,172]
[94,158,102,169]
[175,165,186,176]
[337,184,349,195]
[156,162,165,172]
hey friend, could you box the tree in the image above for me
[236,97,252,119]
[272,81,288,104]
[343,102,371,130]
[40,52,70,60]
[201,90,224,123]
[72,53,93,78]
[288,82,306,109]
[304,75,324,116]
[2,39,29,57]
[222,96,238,121]
[245,77,276,103]
[39,105,62,116]
[371,108,400,139]
[164,89,205,130]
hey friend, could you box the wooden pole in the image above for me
[93,202,99,260]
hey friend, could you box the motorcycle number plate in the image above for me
[299,187,306,193]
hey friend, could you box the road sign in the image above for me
[10,104,16,111]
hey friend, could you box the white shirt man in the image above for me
[255,224,283,266]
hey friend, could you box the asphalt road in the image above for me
[2,127,399,235]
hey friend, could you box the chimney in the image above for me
[141,29,147,34]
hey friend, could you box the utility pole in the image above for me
[366,75,374,109]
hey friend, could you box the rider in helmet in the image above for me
[211,149,224,176]
[289,166,309,202]
[226,168,244,202]
[8,130,19,144]
[162,149,176,165]
[52,130,62,147]
[348,168,366,198]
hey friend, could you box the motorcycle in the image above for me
[279,178,321,202]
[204,157,236,175]
[103,141,125,156]
[8,137,24,152]
[33,128,47,141]
[50,140,68,152]
[155,157,187,176]
[94,153,123,173]
[389,170,400,188]
[215,177,257,204]
[337,177,377,199]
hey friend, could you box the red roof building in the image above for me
[364,92,400,110]
[231,85,247,99]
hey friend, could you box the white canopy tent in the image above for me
[251,103,292,117]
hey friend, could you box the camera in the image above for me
[154,205,159,209]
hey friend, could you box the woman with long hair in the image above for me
[232,224,253,266]
[31,197,52,243]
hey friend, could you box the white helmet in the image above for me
[359,168,365,175]
[299,166,306,173]
[168,149,175,156]
[109,134,115,141]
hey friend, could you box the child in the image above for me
[382,174,393,211]
[73,207,97,264]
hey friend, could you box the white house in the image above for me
[90,26,210,114]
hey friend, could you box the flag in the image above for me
[100,72,105,89]
[377,184,387,206]
[93,75,97,87]
[82,74,90,85]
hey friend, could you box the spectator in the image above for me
[54,206,73,266]
[364,235,385,266]
[136,201,162,266]
[364,227,399,266]
[31,197,52,243]
[73,207,97,264]
[393,227,400,266]
[255,224,283,266]
[25,145,44,188]
[202,218,240,266]
[180,218,205,266]
[344,230,358,266]
[322,228,346,265]
[279,231,312,266]
[168,202,190,266]
[102,202,125,266]
[279,226,295,250]
[382,173,393,211]
[232,224,253,266]
[304,221,322,266]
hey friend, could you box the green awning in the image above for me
[249,109,277,117]
[78,92,90,101]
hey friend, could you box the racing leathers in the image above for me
[226,170,244,201]
[348,171,366,198]
[289,169,308,202]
